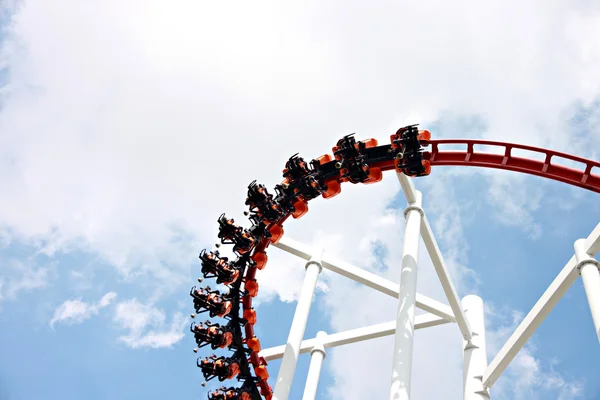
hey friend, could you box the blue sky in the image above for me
[1,1,600,400]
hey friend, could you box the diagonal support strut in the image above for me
[273,236,456,323]
[482,222,600,388]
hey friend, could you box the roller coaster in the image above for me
[188,124,600,400]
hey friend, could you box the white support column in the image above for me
[302,331,327,400]
[462,295,491,400]
[273,250,324,400]
[574,239,600,343]
[390,189,423,400]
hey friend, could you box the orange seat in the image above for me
[268,224,284,243]
[292,199,308,219]
[247,336,261,352]
[362,167,382,184]
[316,154,333,165]
[244,308,257,324]
[229,362,240,378]
[421,160,431,176]
[255,365,269,380]
[322,178,341,199]
[252,252,268,270]
[361,138,378,148]
[245,280,259,297]
[418,129,431,143]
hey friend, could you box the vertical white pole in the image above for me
[390,190,423,400]
[302,331,327,400]
[462,295,491,400]
[574,239,600,343]
[273,251,324,400]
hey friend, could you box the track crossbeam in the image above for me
[259,313,450,362]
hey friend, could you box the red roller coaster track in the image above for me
[193,129,599,400]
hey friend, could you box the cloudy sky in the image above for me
[1,1,599,399]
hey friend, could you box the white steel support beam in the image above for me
[483,222,600,388]
[574,239,600,343]
[462,295,490,400]
[260,313,451,362]
[273,250,324,400]
[586,223,600,256]
[397,170,418,204]
[273,237,456,323]
[302,331,327,400]
[421,215,473,342]
[322,255,456,322]
[390,183,423,400]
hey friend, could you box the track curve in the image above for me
[426,139,600,193]
[190,127,600,400]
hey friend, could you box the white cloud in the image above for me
[0,258,50,306]
[0,0,599,298]
[113,299,186,349]
[50,291,117,328]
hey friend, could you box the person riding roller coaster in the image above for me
[191,320,234,351]
[198,353,241,383]
[265,154,326,220]
[199,250,242,287]
[331,134,374,184]
[281,154,326,202]
[190,286,233,319]
[208,386,252,400]
[217,214,257,256]
[245,181,286,224]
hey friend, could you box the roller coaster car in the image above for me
[332,134,381,184]
[191,321,234,350]
[286,155,326,193]
[199,250,240,286]
[247,217,272,241]
[208,386,251,400]
[246,181,285,223]
[198,354,241,382]
[282,153,311,180]
[390,125,432,177]
[276,154,326,219]
[273,183,304,218]
[190,286,233,318]
[217,214,257,255]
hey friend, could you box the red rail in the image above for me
[426,139,600,193]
